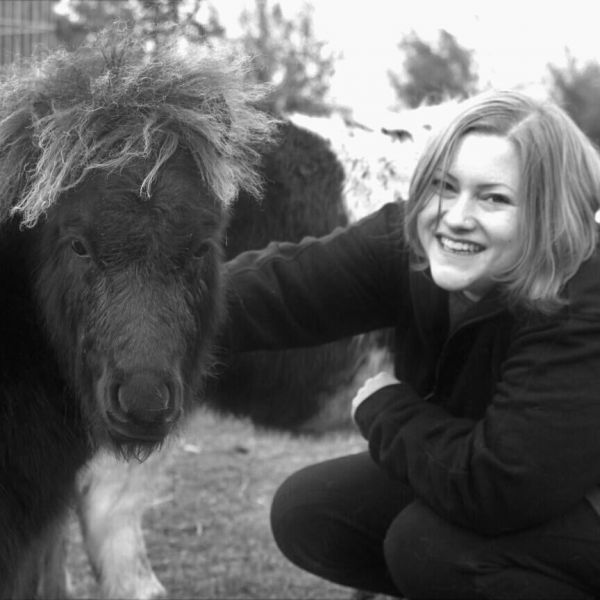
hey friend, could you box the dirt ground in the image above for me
[66,409,369,599]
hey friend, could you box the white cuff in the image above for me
[351,371,400,420]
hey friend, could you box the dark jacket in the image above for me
[222,201,600,535]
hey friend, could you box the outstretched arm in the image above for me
[220,202,410,352]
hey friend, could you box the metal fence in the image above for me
[0,0,58,66]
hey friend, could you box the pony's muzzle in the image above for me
[104,370,183,442]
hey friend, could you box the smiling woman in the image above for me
[215,89,600,599]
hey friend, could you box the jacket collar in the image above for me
[456,286,508,331]
[410,268,508,342]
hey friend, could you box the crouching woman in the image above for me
[219,90,600,598]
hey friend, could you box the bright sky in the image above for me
[214,0,600,112]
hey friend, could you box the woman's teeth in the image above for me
[438,235,483,254]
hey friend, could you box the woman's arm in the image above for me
[354,291,600,535]
[220,202,410,352]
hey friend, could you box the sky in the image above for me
[213,0,600,113]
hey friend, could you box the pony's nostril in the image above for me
[108,382,128,422]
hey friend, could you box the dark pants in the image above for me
[270,452,600,599]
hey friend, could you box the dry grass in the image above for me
[66,409,368,599]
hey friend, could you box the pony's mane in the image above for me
[0,29,276,227]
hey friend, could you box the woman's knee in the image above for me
[383,501,484,599]
[270,455,403,593]
[270,465,320,563]
[271,452,397,564]
[270,460,366,568]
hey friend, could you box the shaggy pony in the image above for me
[0,29,274,598]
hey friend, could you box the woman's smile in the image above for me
[436,234,486,255]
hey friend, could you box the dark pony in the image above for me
[0,29,273,597]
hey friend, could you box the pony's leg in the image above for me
[35,520,72,599]
[15,511,72,600]
[76,451,167,600]
[300,342,395,433]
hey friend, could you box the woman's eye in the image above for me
[432,178,455,195]
[482,194,512,205]
[71,239,90,257]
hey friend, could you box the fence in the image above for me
[0,0,58,66]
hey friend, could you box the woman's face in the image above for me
[417,133,521,300]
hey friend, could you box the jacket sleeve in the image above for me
[354,303,600,535]
[220,202,410,352]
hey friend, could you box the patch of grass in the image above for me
[67,409,368,599]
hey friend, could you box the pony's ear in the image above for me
[0,107,34,142]
[0,106,38,223]
[32,96,52,120]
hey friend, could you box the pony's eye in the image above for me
[71,239,90,257]
[192,242,211,259]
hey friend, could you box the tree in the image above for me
[237,0,337,115]
[389,29,478,108]
[548,52,600,146]
[57,0,335,116]
[57,0,225,51]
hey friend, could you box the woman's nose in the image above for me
[442,194,476,229]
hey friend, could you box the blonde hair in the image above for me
[404,89,600,313]
[0,27,276,227]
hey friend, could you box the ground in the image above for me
[66,409,369,599]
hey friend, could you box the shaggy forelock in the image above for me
[0,30,276,227]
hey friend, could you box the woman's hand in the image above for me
[351,371,400,420]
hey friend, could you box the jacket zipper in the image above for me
[431,303,506,399]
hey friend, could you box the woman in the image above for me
[220,90,600,598]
